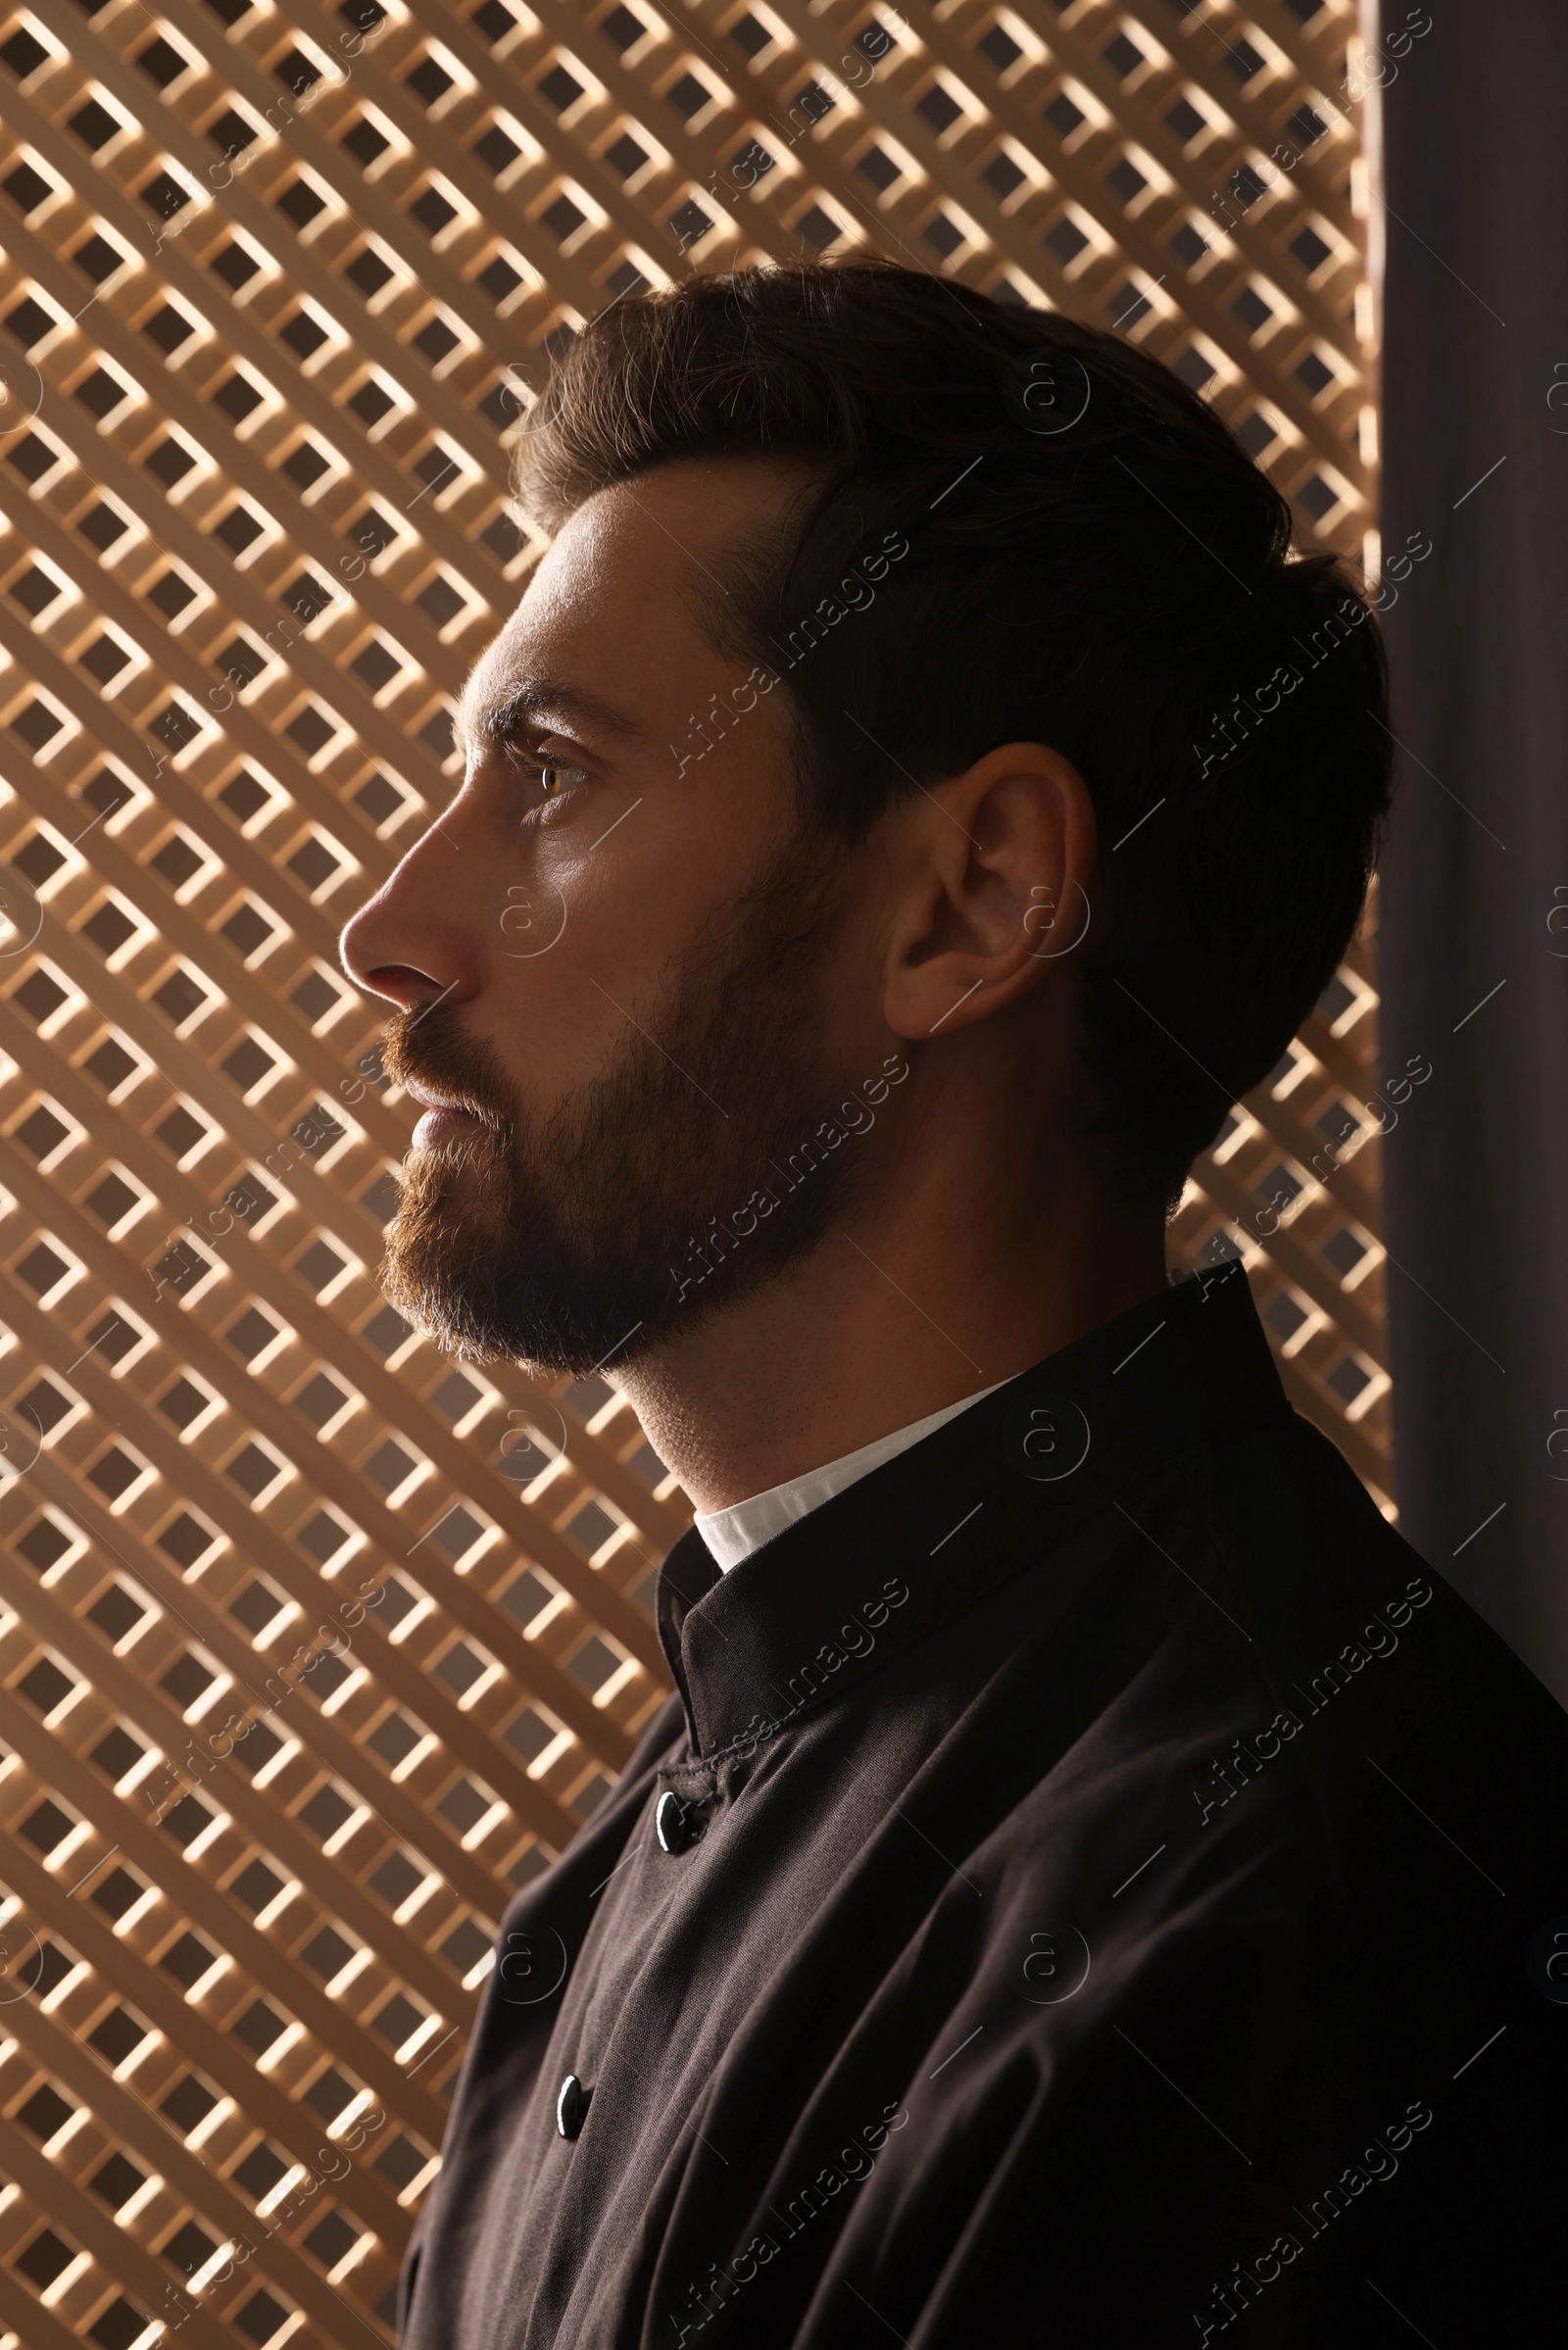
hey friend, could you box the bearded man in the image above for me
[339,263,1566,2349]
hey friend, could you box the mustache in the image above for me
[379,1005,514,1131]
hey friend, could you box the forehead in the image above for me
[454,544,678,760]
[465,458,816,719]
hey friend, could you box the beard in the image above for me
[377,827,872,1373]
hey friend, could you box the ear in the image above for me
[880,743,1097,1043]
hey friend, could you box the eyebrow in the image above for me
[453,673,645,759]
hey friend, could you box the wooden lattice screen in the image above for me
[0,0,1389,2342]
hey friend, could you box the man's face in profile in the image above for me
[339,462,888,1373]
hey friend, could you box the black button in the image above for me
[655,1789,704,1854]
[556,2074,590,2139]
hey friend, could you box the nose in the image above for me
[339,806,476,1012]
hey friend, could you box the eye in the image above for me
[500,733,592,817]
[537,758,589,799]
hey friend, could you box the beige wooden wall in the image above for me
[0,0,1390,2341]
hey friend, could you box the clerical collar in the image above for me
[693,1379,1008,1571]
[656,1261,1290,1757]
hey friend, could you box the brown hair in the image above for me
[515,261,1392,1205]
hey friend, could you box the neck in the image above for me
[613,1103,1169,1515]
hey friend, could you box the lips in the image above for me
[403,1076,488,1148]
[415,1109,484,1150]
[405,1077,468,1113]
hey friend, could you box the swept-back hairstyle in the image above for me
[514,261,1392,1205]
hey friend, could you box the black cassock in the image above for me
[400,1263,1568,2347]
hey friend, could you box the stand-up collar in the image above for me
[656,1262,1289,1756]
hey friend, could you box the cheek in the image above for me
[479,828,702,1094]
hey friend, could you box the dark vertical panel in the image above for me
[1380,0,1568,1698]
